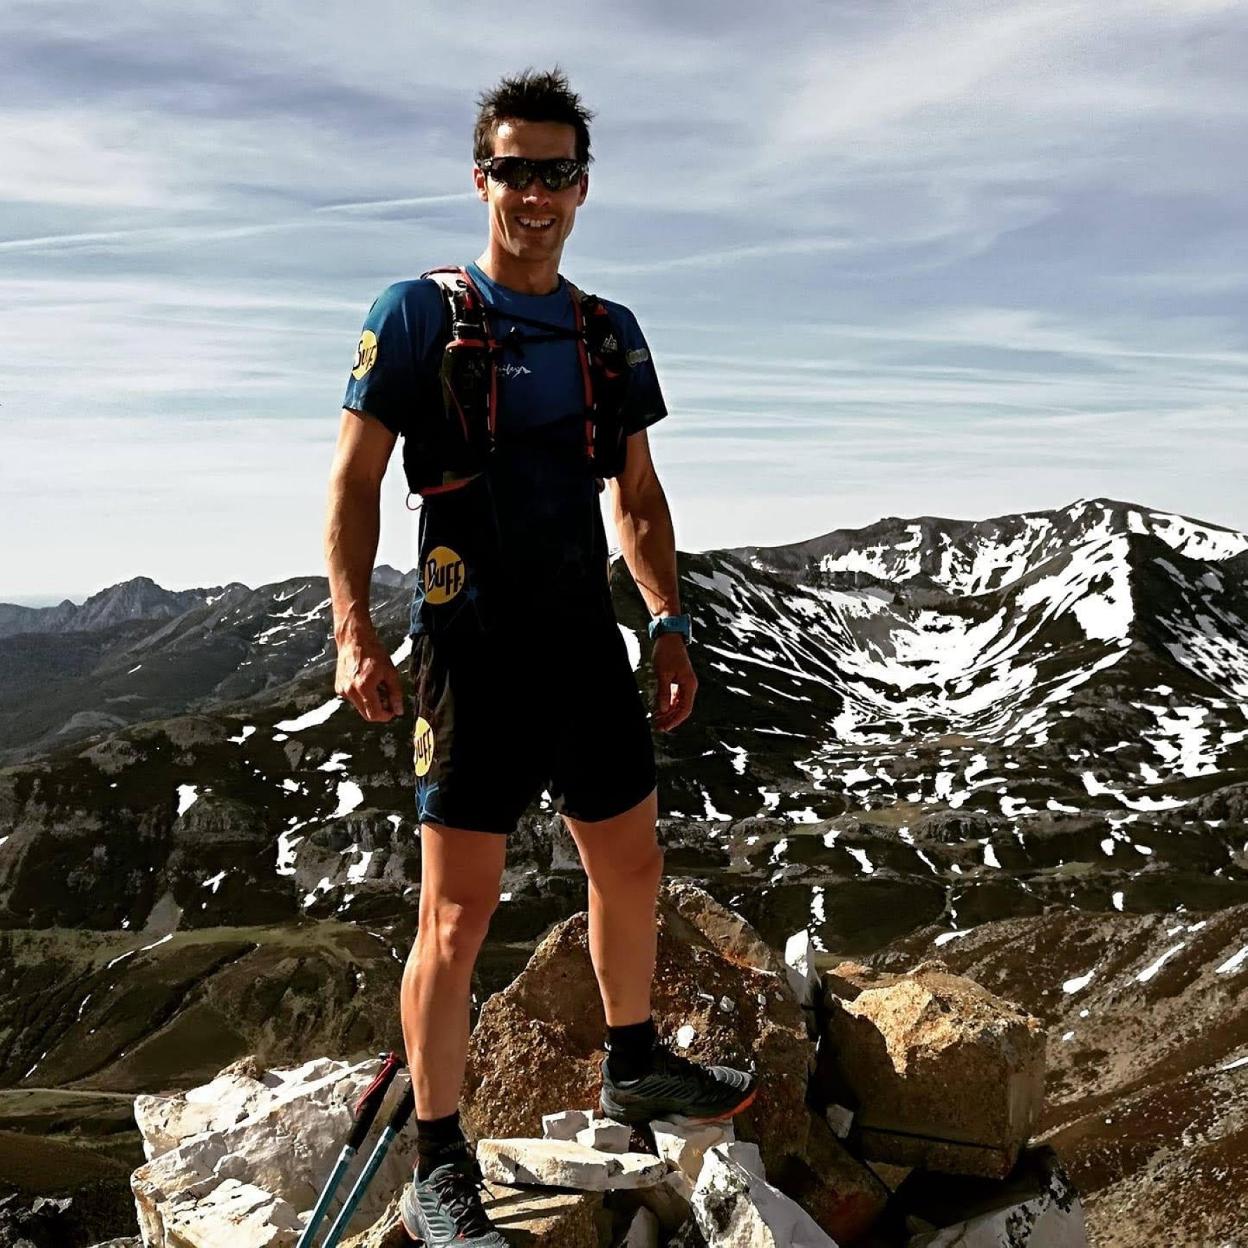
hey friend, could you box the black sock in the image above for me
[605,1016,658,1081]
[415,1109,470,1179]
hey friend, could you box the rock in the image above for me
[633,1169,696,1233]
[157,1178,304,1246]
[86,1241,144,1248]
[822,961,1046,1178]
[768,1114,888,1245]
[461,883,813,1181]
[134,1057,312,1162]
[867,1162,912,1191]
[477,1138,668,1191]
[131,1056,413,1248]
[336,1194,413,1248]
[898,1146,1087,1246]
[621,1206,660,1248]
[783,930,820,1014]
[824,1105,853,1139]
[340,1182,607,1248]
[545,1109,594,1140]
[691,1142,837,1248]
[0,1183,138,1248]
[651,1120,735,1183]
[576,1118,634,1152]
[668,1217,709,1248]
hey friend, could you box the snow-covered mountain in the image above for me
[2,497,1247,1247]
[679,496,1248,821]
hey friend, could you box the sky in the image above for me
[2,0,1246,604]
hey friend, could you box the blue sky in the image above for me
[2,0,1246,604]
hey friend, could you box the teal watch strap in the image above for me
[648,613,692,642]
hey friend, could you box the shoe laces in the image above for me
[427,1158,494,1239]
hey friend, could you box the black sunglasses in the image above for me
[477,156,585,193]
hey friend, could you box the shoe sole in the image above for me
[600,1083,758,1126]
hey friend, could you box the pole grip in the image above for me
[347,1052,403,1152]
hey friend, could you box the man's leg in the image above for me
[560,785,662,1026]
[564,785,758,1125]
[401,820,509,1117]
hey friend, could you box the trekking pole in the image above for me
[320,1074,416,1248]
[296,1051,404,1248]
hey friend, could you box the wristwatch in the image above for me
[648,613,693,643]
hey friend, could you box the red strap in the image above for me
[353,1051,402,1118]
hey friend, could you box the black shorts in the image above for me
[408,615,657,835]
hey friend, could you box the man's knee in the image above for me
[417,892,499,960]
[589,839,664,892]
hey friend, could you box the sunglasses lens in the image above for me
[541,161,582,191]
[490,158,530,189]
[485,157,582,191]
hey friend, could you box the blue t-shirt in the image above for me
[343,262,667,637]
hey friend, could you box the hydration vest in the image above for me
[401,265,630,508]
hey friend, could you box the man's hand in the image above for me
[651,633,696,732]
[335,633,405,722]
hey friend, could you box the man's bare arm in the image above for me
[325,408,403,721]
[608,427,681,618]
[609,427,696,731]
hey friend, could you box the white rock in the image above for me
[651,1119,735,1183]
[159,1178,303,1247]
[135,1075,262,1163]
[692,1141,837,1248]
[575,1117,633,1152]
[825,1104,854,1140]
[543,1108,593,1140]
[478,1138,668,1191]
[131,1056,412,1248]
[784,930,821,1008]
[623,1205,661,1248]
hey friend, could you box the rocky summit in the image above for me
[73,885,1082,1248]
[1,498,1247,1245]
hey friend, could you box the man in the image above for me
[324,69,756,1247]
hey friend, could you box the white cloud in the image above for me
[1,0,1246,596]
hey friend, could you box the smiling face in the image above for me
[473,118,589,292]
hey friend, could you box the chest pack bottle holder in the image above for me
[402,266,631,509]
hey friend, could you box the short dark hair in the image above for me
[473,67,594,166]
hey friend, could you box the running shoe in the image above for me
[399,1157,508,1248]
[598,1036,758,1125]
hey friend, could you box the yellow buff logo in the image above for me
[423,546,467,605]
[352,330,378,379]
[414,716,435,777]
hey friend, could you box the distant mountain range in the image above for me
[1,497,1246,1246]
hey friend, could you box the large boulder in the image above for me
[461,882,814,1178]
[130,1055,412,1247]
[819,960,1046,1178]
[133,1053,294,1161]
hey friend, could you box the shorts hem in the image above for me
[557,777,658,826]
[418,814,514,837]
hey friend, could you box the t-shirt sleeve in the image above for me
[608,303,668,436]
[341,281,444,436]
